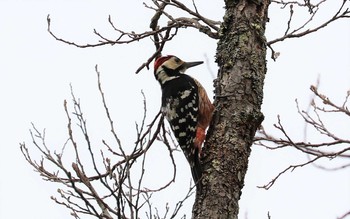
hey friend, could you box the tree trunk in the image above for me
[193,0,270,218]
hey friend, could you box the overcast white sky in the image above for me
[1,1,350,219]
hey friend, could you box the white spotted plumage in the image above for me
[154,55,214,193]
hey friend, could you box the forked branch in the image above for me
[255,85,350,189]
[46,0,220,73]
[20,67,193,218]
[268,0,350,60]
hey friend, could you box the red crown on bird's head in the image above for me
[154,55,174,71]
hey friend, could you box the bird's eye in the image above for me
[174,57,181,63]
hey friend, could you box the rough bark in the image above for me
[193,0,270,218]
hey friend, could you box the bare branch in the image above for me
[257,156,321,190]
[21,64,196,218]
[255,85,350,189]
[47,0,220,73]
[284,4,294,36]
[338,210,350,219]
[310,85,350,117]
[268,0,350,59]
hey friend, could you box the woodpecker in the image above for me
[154,55,214,191]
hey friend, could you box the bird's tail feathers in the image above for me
[190,147,203,193]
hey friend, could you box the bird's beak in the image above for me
[184,61,204,69]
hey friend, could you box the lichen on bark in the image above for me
[192,0,270,218]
